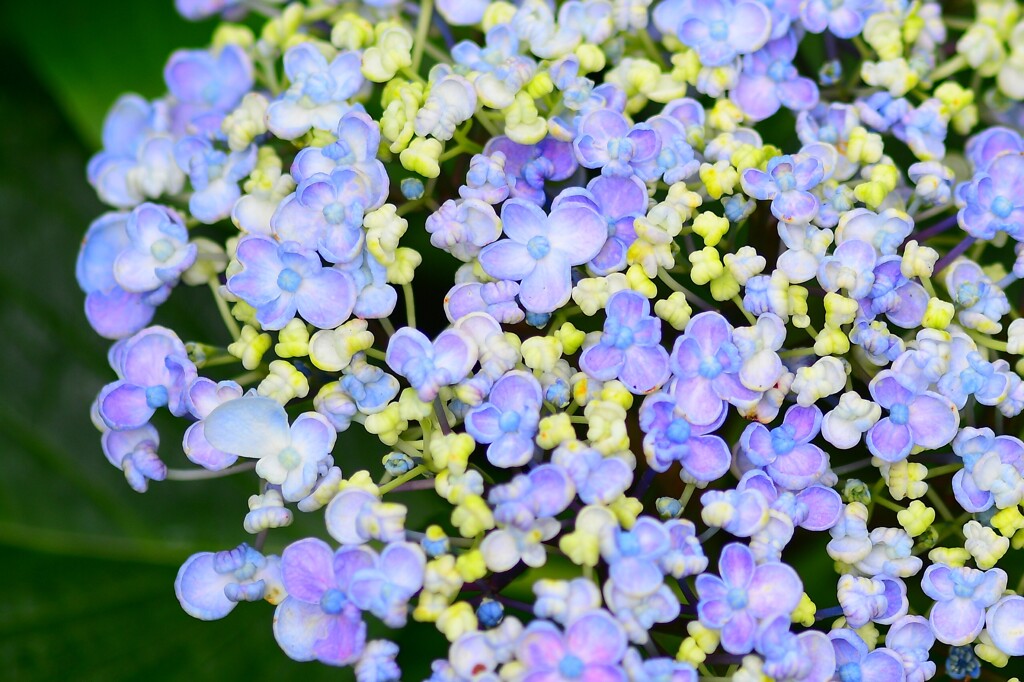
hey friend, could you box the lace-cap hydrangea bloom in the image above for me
[741,154,823,224]
[739,404,829,490]
[676,0,771,67]
[669,312,760,426]
[732,33,820,122]
[920,563,1007,646]
[98,326,196,430]
[865,369,959,463]
[385,327,478,401]
[515,610,628,681]
[580,290,671,394]
[266,43,363,140]
[204,396,336,501]
[639,392,731,485]
[465,370,542,468]
[696,543,802,654]
[227,235,357,331]
[477,195,606,313]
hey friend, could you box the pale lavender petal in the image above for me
[282,538,335,603]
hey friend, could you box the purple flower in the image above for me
[755,615,836,682]
[580,291,670,395]
[272,168,381,263]
[920,563,1006,646]
[113,203,197,294]
[965,126,1024,171]
[668,312,760,426]
[290,111,389,203]
[736,471,843,531]
[800,0,876,38]
[228,235,357,330]
[696,543,802,654]
[646,115,700,183]
[483,136,577,205]
[183,377,243,470]
[956,152,1024,240]
[98,326,196,430]
[477,195,606,313]
[340,355,400,414]
[945,260,1010,333]
[266,44,363,140]
[100,423,166,492]
[951,427,1024,513]
[986,595,1024,657]
[600,517,672,598]
[273,539,370,666]
[76,212,166,339]
[639,392,731,485]
[676,0,772,67]
[859,257,929,329]
[204,396,337,501]
[175,543,283,620]
[885,616,936,682]
[444,281,524,324]
[385,327,478,401]
[817,240,877,299]
[556,174,647,275]
[573,109,660,179]
[828,629,905,682]
[741,154,823,224]
[623,649,697,682]
[174,136,257,224]
[551,443,632,505]
[740,404,830,490]
[893,99,948,161]
[516,611,628,681]
[732,33,819,122]
[465,371,542,468]
[164,45,253,134]
[425,199,502,262]
[836,574,908,629]
[865,369,959,463]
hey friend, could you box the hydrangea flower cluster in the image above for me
[79,0,1024,679]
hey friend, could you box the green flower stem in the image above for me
[924,463,963,479]
[926,486,956,523]
[410,0,434,74]
[403,282,417,328]
[165,462,257,481]
[209,279,241,341]
[929,54,968,82]
[380,464,428,494]
[364,347,387,361]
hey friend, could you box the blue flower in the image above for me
[573,109,661,179]
[266,44,363,140]
[639,392,732,485]
[164,45,253,134]
[732,33,819,122]
[175,543,283,620]
[174,136,257,224]
[921,563,1006,646]
[425,199,502,262]
[866,369,959,462]
[801,0,876,38]
[340,354,400,414]
[183,377,243,470]
[113,203,197,294]
[740,154,824,224]
[740,404,829,490]
[465,370,542,468]
[676,0,772,67]
[228,235,357,330]
[828,629,905,682]
[516,611,627,680]
[290,111,389,205]
[580,290,671,394]
[956,151,1024,240]
[385,327,478,401]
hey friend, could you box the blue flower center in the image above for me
[320,588,348,615]
[145,385,169,409]
[278,446,302,470]
[838,662,861,682]
[618,531,641,556]
[498,411,521,433]
[698,355,723,379]
[608,323,634,350]
[708,20,729,40]
[991,195,1014,219]
[771,425,796,455]
[768,60,789,82]
[151,238,175,263]
[775,171,796,192]
[325,141,355,165]
[323,203,345,225]
[726,587,748,610]
[278,268,302,293]
[527,235,551,259]
[889,403,909,425]
[201,82,221,105]
[607,137,634,161]
[559,654,584,678]
[666,418,692,444]
[303,73,334,104]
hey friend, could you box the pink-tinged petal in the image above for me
[952,469,993,513]
[312,608,367,666]
[777,77,819,112]
[686,312,734,354]
[478,240,537,281]
[580,666,626,682]
[281,538,336,603]
[486,433,535,468]
[85,289,156,340]
[620,345,671,394]
[673,377,727,427]
[698,597,731,628]
[174,552,236,620]
[795,486,843,530]
[568,612,627,665]
[683,435,732,484]
[747,563,802,618]
[796,631,836,681]
[500,199,547,243]
[518,624,566,668]
[519,252,572,313]
[987,595,1024,656]
[296,267,357,329]
[433,329,478,380]
[99,382,155,430]
[204,396,291,460]
[183,422,238,470]
[580,344,626,381]
[930,598,986,646]
[908,392,959,450]
[333,545,378,591]
[589,174,648,218]
[718,543,756,587]
[720,609,757,654]
[489,370,543,408]
[741,423,775,466]
[769,443,827,489]
[273,597,331,662]
[549,204,607,264]
[785,404,822,442]
[865,418,913,463]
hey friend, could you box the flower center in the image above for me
[320,588,347,615]
[709,20,729,40]
[666,418,692,444]
[278,446,302,470]
[145,385,169,409]
[277,268,302,293]
[698,355,723,379]
[618,530,641,556]
[559,654,584,678]
[771,425,796,455]
[768,60,789,82]
[323,203,345,225]
[889,403,909,425]
[991,195,1014,219]
[498,411,521,433]
[726,587,748,610]
[838,662,862,682]
[151,238,175,263]
[607,137,634,161]
[527,235,551,260]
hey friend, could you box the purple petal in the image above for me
[866,418,913,462]
[747,563,801,618]
[684,435,732,484]
[620,345,671,395]
[907,393,959,450]
[580,344,626,382]
[99,382,155,430]
[478,240,537,281]
[273,598,331,662]
[500,199,547,243]
[519,252,572,313]
[282,538,335,603]
[174,552,236,620]
[930,599,985,646]
[296,268,357,329]
[567,612,627,665]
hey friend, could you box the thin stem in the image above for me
[929,54,968,82]
[924,463,962,479]
[365,347,387,361]
[165,462,256,481]
[731,295,756,325]
[832,457,873,475]
[933,236,975,275]
[657,268,713,310]
[410,0,434,74]
[403,283,417,328]
[209,279,241,341]
[380,464,427,494]
[926,487,956,523]
[913,214,958,242]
